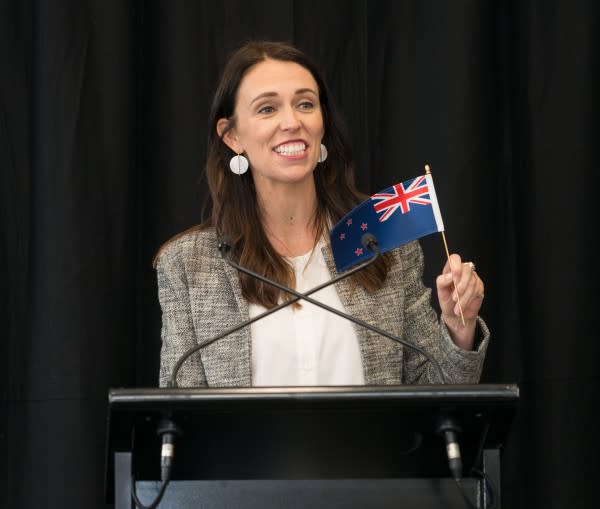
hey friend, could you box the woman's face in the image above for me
[220,59,325,190]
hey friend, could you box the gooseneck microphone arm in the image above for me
[168,233,382,388]
[218,233,446,385]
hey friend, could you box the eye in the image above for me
[298,101,314,110]
[257,105,275,114]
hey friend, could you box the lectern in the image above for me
[105,384,518,509]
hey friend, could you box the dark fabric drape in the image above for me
[1,1,598,507]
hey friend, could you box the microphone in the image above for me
[436,415,463,481]
[217,233,445,384]
[131,418,181,508]
[168,232,383,388]
[157,418,181,482]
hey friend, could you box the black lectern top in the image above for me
[105,384,518,502]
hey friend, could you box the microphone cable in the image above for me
[218,233,446,385]
[168,233,385,388]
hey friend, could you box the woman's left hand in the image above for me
[435,253,485,350]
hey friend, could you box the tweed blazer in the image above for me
[157,228,489,387]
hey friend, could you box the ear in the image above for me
[216,118,243,154]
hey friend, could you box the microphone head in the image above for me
[218,234,232,255]
[360,232,379,252]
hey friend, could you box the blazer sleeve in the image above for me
[398,242,490,384]
[156,242,207,387]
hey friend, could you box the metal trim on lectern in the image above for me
[105,384,518,509]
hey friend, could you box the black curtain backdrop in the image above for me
[1,1,599,507]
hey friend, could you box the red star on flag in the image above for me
[361,222,368,231]
[339,233,346,240]
[346,218,353,226]
[354,247,363,256]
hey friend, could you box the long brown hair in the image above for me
[203,40,389,307]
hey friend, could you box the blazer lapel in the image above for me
[321,243,403,385]
[198,249,252,387]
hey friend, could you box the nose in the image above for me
[279,106,301,131]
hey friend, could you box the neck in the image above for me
[256,179,319,257]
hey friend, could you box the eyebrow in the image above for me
[249,88,318,106]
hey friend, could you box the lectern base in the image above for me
[117,450,499,509]
[135,478,478,509]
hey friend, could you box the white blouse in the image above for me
[250,243,365,386]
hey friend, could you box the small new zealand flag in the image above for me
[330,174,445,272]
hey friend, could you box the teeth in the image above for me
[274,142,306,155]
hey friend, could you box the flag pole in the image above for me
[424,164,466,326]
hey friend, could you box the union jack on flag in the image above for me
[371,175,432,222]
[329,173,445,272]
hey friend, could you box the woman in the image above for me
[156,40,488,388]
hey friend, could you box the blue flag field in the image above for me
[329,174,445,272]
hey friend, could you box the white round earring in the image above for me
[317,143,328,163]
[229,154,249,175]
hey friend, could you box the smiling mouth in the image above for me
[273,142,307,156]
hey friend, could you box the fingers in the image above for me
[454,269,483,314]
[440,254,466,292]
[439,254,485,318]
